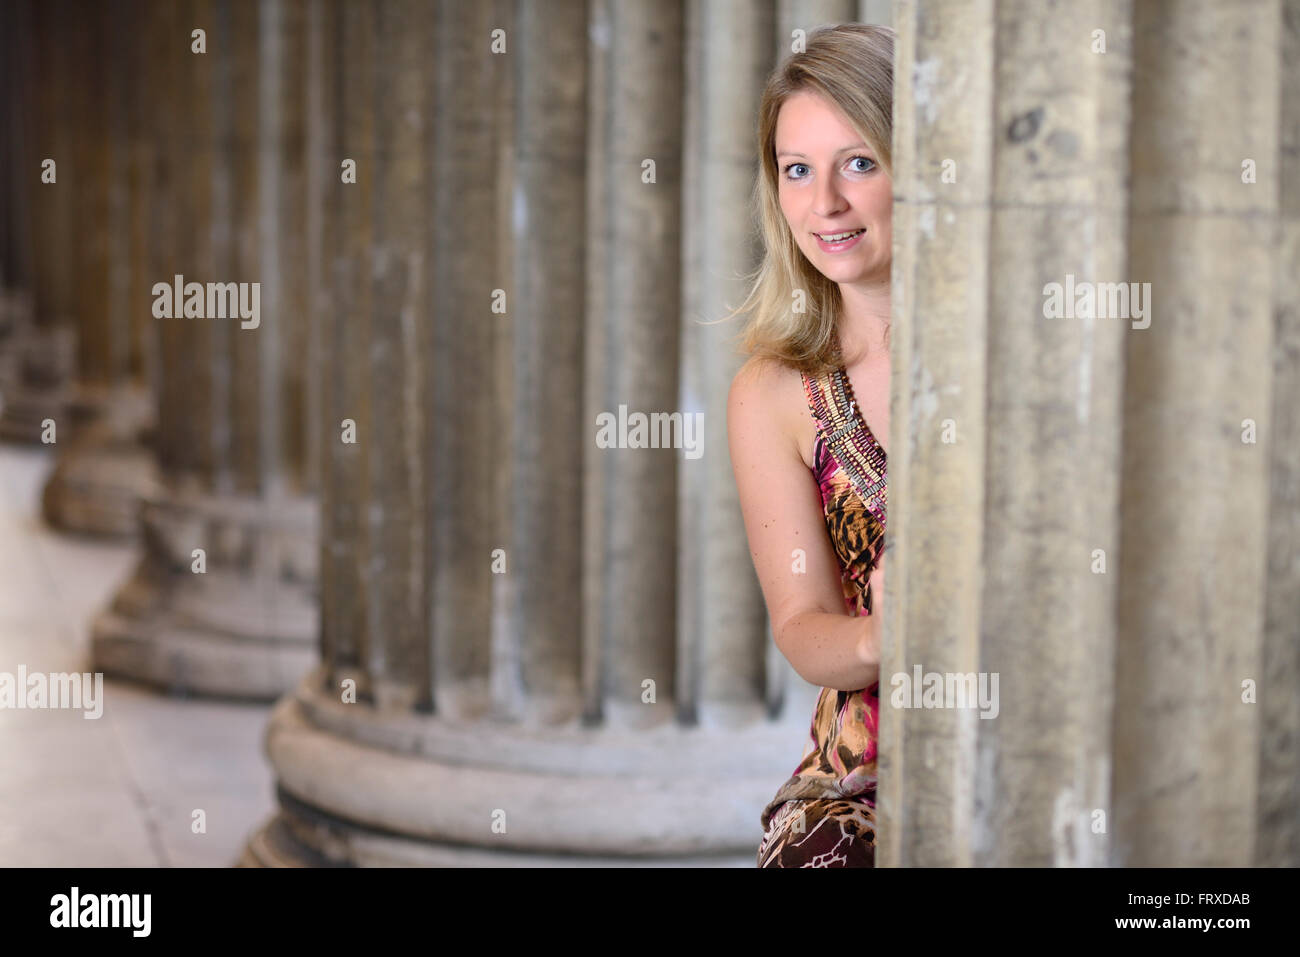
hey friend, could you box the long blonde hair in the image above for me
[729,23,894,375]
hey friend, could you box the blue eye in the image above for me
[781,156,876,181]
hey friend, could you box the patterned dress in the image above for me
[756,364,887,868]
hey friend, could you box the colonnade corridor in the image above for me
[0,0,1296,878]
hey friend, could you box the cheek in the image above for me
[870,182,894,222]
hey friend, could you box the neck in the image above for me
[837,279,891,364]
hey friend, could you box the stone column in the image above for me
[91,0,317,700]
[1112,0,1287,867]
[41,0,159,536]
[243,0,812,867]
[0,0,35,336]
[857,0,892,24]
[584,0,685,729]
[498,0,584,721]
[1258,0,1300,869]
[0,0,77,443]
[678,0,774,724]
[776,0,856,61]
[424,0,506,717]
[885,0,1297,867]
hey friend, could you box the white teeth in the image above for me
[817,229,864,242]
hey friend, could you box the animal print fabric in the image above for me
[756,797,878,868]
[757,365,887,868]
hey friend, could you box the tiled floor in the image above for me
[0,444,276,867]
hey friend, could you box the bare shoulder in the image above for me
[728,355,803,424]
[727,354,847,649]
[727,355,810,466]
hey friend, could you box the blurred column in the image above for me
[677,0,773,726]
[423,0,507,718]
[497,0,584,721]
[92,0,317,700]
[583,0,685,728]
[243,0,806,868]
[41,0,159,536]
[857,0,892,24]
[0,0,77,443]
[776,0,856,60]
[0,0,35,341]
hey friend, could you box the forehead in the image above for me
[775,91,859,151]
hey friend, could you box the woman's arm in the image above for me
[727,357,880,692]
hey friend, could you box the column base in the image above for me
[42,383,157,537]
[237,807,350,867]
[0,320,76,444]
[91,489,318,700]
[41,440,157,537]
[239,793,756,867]
[238,671,807,866]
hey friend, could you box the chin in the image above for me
[822,261,869,280]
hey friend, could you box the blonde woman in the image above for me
[727,23,893,868]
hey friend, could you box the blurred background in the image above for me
[0,0,1296,868]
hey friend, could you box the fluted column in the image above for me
[857,0,891,24]
[244,0,819,868]
[586,0,685,728]
[1112,0,1286,866]
[0,0,35,338]
[92,0,317,700]
[498,0,585,721]
[678,0,774,724]
[0,0,77,442]
[40,0,159,536]
[355,0,430,707]
[885,0,1297,867]
[1258,0,1300,869]
[425,0,509,716]
[777,0,856,60]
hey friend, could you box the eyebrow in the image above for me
[776,143,870,159]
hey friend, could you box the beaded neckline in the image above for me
[803,364,888,529]
[829,365,886,462]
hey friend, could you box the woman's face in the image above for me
[775,91,891,287]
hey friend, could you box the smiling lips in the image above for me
[813,227,866,253]
[815,229,865,242]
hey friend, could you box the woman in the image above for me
[726,23,893,868]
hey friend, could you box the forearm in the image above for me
[776,610,879,692]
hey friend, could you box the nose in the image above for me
[814,172,847,219]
